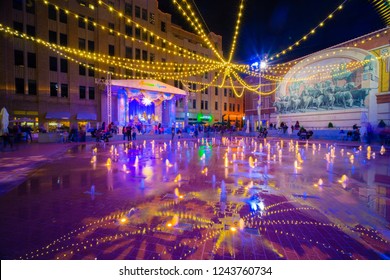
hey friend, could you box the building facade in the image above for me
[245,27,390,130]
[0,0,243,132]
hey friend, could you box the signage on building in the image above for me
[197,113,213,122]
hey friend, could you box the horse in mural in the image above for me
[351,88,371,107]
[331,63,356,85]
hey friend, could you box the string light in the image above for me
[370,0,390,25]
[269,0,349,61]
[227,0,245,63]
[40,0,222,65]
[171,0,225,62]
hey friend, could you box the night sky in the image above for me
[158,0,386,64]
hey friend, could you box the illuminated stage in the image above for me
[101,79,186,128]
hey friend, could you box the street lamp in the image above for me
[258,60,267,131]
[251,59,267,131]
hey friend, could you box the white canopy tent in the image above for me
[111,79,186,96]
[102,79,186,127]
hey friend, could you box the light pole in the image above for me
[95,73,112,125]
[251,59,267,131]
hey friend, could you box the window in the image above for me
[108,45,115,56]
[59,9,67,23]
[78,15,86,28]
[79,86,86,99]
[125,47,132,59]
[50,82,58,97]
[48,4,57,20]
[27,52,36,68]
[232,104,235,112]
[88,65,95,77]
[215,87,218,96]
[150,53,155,62]
[229,103,232,111]
[59,33,67,46]
[13,0,23,11]
[142,30,147,41]
[135,48,140,60]
[204,72,208,79]
[125,3,132,16]
[205,88,208,94]
[193,99,196,109]
[161,21,166,32]
[135,6,140,18]
[142,8,147,20]
[150,34,155,45]
[26,25,35,36]
[108,22,114,34]
[28,80,37,95]
[88,17,94,31]
[13,21,23,32]
[15,78,24,94]
[60,59,68,73]
[224,102,227,111]
[89,87,95,100]
[237,104,240,112]
[88,40,94,52]
[142,50,147,61]
[125,69,133,77]
[26,0,35,14]
[49,31,57,43]
[135,27,140,39]
[123,24,131,36]
[161,41,166,48]
[205,101,208,110]
[14,50,24,66]
[201,100,204,110]
[61,84,68,98]
[79,64,86,76]
[149,12,155,24]
[215,102,218,110]
[78,38,86,50]
[49,56,57,71]
[224,89,227,97]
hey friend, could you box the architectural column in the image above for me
[169,99,176,127]
[184,93,189,127]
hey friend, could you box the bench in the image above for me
[298,132,307,140]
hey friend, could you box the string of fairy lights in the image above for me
[171,0,225,62]
[268,0,349,61]
[370,0,390,25]
[2,0,387,97]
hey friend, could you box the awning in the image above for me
[45,112,71,119]
[111,79,186,95]
[77,112,97,121]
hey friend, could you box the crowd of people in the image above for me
[2,118,388,150]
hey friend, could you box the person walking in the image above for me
[171,125,175,140]
[132,126,137,140]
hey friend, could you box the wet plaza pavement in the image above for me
[0,137,389,260]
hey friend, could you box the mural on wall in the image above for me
[274,55,376,114]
